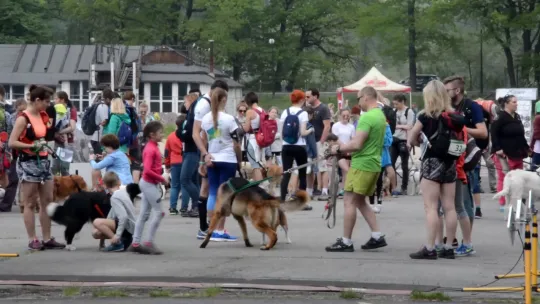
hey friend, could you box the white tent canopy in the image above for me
[336,66,412,109]
[340,67,411,93]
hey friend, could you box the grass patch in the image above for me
[63,286,81,297]
[164,123,176,136]
[149,289,172,298]
[200,286,222,298]
[410,290,451,301]
[339,289,363,299]
[92,288,129,298]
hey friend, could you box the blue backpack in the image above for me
[117,120,133,146]
[282,108,304,144]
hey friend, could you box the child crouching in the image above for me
[92,171,136,252]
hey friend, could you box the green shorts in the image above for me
[344,168,380,196]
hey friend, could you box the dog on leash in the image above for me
[200,177,309,250]
[493,168,540,214]
[47,184,141,251]
[20,175,88,213]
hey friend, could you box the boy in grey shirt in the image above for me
[92,171,136,252]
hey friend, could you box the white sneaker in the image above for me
[373,205,381,214]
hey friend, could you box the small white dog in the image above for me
[493,168,540,213]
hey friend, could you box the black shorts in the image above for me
[421,157,456,184]
[128,147,142,171]
[114,219,133,249]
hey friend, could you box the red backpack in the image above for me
[253,108,277,148]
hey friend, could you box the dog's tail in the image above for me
[280,190,309,212]
[46,202,63,223]
[126,183,141,204]
[493,172,512,200]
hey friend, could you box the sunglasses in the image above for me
[238,109,246,113]
[357,95,364,101]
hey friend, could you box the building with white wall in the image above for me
[0,44,243,115]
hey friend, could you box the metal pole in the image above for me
[133,61,138,111]
[110,61,115,92]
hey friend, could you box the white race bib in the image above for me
[448,139,466,157]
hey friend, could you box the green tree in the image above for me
[0,0,52,43]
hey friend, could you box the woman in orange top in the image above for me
[8,85,66,251]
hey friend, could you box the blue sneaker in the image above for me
[102,242,124,252]
[455,244,476,256]
[210,232,238,242]
[196,230,208,240]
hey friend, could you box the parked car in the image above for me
[400,74,440,91]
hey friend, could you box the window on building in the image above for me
[70,81,80,100]
[150,102,160,112]
[12,85,25,99]
[178,83,188,98]
[139,83,145,100]
[162,102,172,113]
[150,83,160,100]
[162,83,172,100]
[189,83,200,91]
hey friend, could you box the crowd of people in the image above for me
[0,75,533,258]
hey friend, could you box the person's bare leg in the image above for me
[440,182,458,248]
[21,182,38,240]
[338,159,349,190]
[92,170,102,190]
[38,180,54,241]
[459,217,472,244]
[385,166,396,192]
[355,195,379,232]
[420,179,441,249]
[435,216,444,246]
[342,192,358,239]
[92,219,116,239]
[321,171,329,193]
[132,170,141,184]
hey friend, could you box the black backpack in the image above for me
[428,112,466,161]
[45,105,57,141]
[81,102,105,136]
[382,105,397,134]
[125,103,139,135]
[462,99,490,150]
[180,95,211,144]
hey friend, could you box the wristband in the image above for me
[199,162,205,165]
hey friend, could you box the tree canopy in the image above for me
[2,0,540,92]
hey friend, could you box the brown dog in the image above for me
[265,164,283,196]
[20,175,88,213]
[200,177,309,250]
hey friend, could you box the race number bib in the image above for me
[448,139,466,157]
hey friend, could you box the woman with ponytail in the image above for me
[200,88,241,242]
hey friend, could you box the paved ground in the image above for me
[0,165,528,294]
[0,298,492,304]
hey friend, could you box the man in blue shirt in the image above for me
[443,76,488,257]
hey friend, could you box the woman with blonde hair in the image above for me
[104,98,131,153]
[406,80,459,260]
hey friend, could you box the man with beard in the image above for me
[442,76,487,257]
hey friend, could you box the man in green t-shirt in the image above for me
[325,86,387,253]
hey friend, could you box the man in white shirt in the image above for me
[391,94,414,195]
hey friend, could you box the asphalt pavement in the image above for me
[0,165,529,295]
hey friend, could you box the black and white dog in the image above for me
[47,184,141,251]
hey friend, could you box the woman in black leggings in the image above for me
[279,90,313,201]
